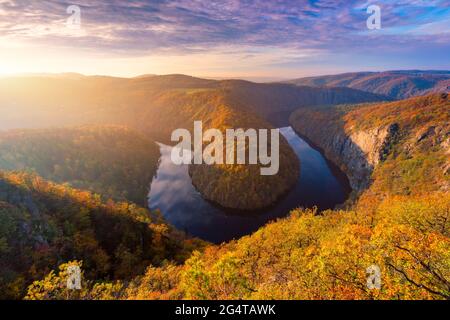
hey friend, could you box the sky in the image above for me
[0,0,449,79]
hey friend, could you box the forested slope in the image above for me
[0,171,205,299]
[25,192,449,300]
[0,125,160,205]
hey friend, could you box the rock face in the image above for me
[290,110,399,192]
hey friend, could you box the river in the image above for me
[148,126,351,243]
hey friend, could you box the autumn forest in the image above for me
[0,0,450,304]
[0,73,448,300]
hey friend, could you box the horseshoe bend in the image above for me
[1,0,450,303]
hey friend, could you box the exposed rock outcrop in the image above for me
[290,94,450,197]
[290,109,399,192]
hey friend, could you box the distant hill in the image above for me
[0,73,388,132]
[217,80,388,125]
[133,74,158,79]
[285,70,450,99]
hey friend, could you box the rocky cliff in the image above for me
[290,108,399,192]
[290,94,450,197]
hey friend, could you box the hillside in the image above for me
[183,93,300,209]
[0,126,160,206]
[0,171,205,299]
[219,80,388,120]
[286,70,450,100]
[26,187,450,300]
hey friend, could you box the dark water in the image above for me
[148,127,351,243]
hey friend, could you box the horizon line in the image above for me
[1,68,450,83]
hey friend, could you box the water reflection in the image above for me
[148,126,350,243]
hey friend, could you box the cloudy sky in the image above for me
[0,0,449,79]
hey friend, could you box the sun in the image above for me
[0,66,19,76]
[0,59,23,76]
